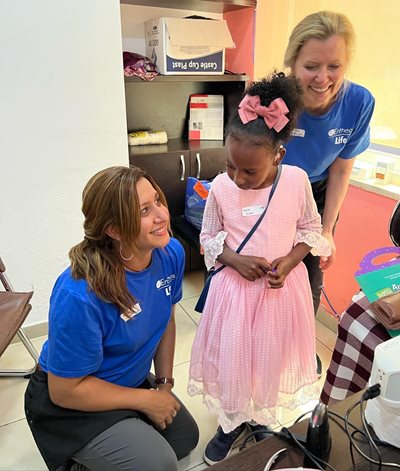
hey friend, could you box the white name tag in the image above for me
[242,205,264,216]
[120,302,142,322]
[291,128,305,138]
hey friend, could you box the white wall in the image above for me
[0,0,128,325]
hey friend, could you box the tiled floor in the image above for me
[0,269,337,471]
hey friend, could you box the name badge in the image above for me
[291,128,305,138]
[242,205,264,216]
[120,302,142,322]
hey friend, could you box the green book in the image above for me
[355,263,400,303]
[355,247,400,338]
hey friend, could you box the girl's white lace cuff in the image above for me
[295,231,331,257]
[203,231,228,270]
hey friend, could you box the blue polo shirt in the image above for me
[38,238,184,387]
[284,81,375,182]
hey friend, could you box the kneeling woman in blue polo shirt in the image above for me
[25,166,199,471]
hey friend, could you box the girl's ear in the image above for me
[105,225,121,241]
[273,145,286,166]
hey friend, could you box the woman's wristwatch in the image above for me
[154,377,175,388]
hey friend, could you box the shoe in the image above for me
[246,422,273,442]
[203,423,246,465]
[316,353,322,378]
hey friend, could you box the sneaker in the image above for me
[316,353,322,378]
[203,423,246,465]
[246,422,272,443]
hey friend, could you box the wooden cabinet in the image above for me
[124,75,248,141]
[126,74,248,216]
[122,1,252,269]
[129,139,227,270]
[129,138,227,214]
[130,146,190,217]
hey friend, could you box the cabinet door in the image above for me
[130,151,190,216]
[190,147,226,180]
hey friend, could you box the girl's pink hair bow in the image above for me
[238,95,289,132]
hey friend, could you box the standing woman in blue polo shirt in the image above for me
[24,166,199,471]
[283,11,375,341]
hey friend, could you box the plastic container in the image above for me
[375,156,395,185]
[352,161,374,180]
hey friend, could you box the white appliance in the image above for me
[365,336,400,448]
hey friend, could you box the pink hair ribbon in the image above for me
[238,95,289,132]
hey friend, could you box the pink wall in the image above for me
[224,8,255,80]
[323,185,396,316]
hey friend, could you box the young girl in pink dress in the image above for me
[188,73,331,465]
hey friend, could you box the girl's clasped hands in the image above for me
[232,253,297,288]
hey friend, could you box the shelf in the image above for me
[124,74,249,83]
[120,0,256,13]
[129,138,225,156]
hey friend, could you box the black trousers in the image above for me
[25,371,199,471]
[304,178,330,316]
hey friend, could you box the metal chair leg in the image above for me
[0,328,39,377]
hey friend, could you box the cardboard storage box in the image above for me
[145,17,235,75]
[188,95,224,140]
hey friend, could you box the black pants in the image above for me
[25,371,199,471]
[305,178,330,316]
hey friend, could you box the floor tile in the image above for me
[184,463,209,471]
[317,307,339,333]
[0,271,342,471]
[179,296,201,325]
[315,319,338,352]
[0,337,46,427]
[174,305,198,367]
[0,377,29,427]
[174,361,218,471]
[0,419,47,471]
[0,337,38,372]
[182,270,204,300]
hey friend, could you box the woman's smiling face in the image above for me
[292,34,348,115]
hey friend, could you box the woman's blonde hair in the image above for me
[284,11,355,69]
[69,165,168,314]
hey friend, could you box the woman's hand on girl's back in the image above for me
[231,254,271,281]
[141,389,180,430]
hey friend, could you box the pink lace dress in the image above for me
[188,165,331,433]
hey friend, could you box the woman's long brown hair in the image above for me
[69,166,168,315]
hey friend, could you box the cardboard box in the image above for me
[145,17,235,75]
[189,95,224,140]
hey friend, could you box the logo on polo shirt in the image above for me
[156,274,176,296]
[328,127,353,145]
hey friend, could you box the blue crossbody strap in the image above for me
[195,165,282,313]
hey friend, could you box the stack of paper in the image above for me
[188,95,224,140]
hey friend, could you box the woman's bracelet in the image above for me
[154,377,175,388]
